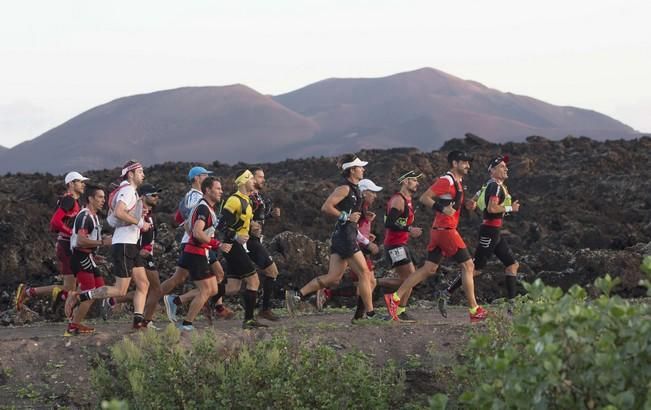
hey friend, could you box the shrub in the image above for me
[92,327,405,409]
[457,275,651,409]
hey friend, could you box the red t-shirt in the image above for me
[429,174,464,229]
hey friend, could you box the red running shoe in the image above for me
[384,293,400,320]
[469,306,488,323]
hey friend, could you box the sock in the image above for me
[447,275,462,294]
[505,275,517,299]
[26,287,36,297]
[182,320,192,326]
[297,289,307,300]
[262,276,274,311]
[210,281,226,306]
[173,295,182,306]
[366,310,375,317]
[242,289,257,321]
[133,313,145,325]
[353,296,365,319]
[397,306,406,316]
[392,292,400,303]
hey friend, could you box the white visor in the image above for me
[341,157,368,170]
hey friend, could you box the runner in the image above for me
[148,166,234,323]
[65,160,152,330]
[167,177,232,331]
[384,151,488,323]
[101,183,164,329]
[15,171,88,312]
[65,185,112,336]
[316,178,382,319]
[381,170,424,322]
[248,167,282,321]
[218,169,268,329]
[436,155,521,317]
[286,154,379,322]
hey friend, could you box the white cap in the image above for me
[358,179,383,193]
[64,171,89,185]
[341,157,368,170]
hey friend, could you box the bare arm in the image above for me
[114,201,139,225]
[321,186,350,218]
[192,219,211,244]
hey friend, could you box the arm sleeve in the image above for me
[50,208,72,235]
[384,207,409,231]
[485,182,501,204]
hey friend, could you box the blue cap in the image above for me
[187,166,213,182]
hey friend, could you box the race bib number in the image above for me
[388,247,408,264]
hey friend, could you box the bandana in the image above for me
[121,162,143,177]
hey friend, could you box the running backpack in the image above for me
[476,181,511,212]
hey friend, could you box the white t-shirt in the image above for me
[180,188,204,244]
[112,182,142,245]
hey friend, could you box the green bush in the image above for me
[457,275,651,409]
[92,327,405,409]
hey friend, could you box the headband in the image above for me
[235,169,253,186]
[121,162,143,177]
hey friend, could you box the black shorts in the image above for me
[473,225,516,270]
[427,247,472,265]
[112,244,145,278]
[384,244,414,268]
[247,236,273,269]
[223,241,257,279]
[178,251,214,281]
[71,250,99,276]
[330,223,360,259]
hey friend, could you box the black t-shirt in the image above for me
[137,211,156,249]
[72,208,101,252]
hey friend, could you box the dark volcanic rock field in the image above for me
[1,135,650,312]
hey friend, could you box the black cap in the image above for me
[488,155,509,171]
[397,170,424,183]
[138,183,162,196]
[447,150,473,164]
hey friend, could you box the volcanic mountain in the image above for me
[0,68,638,173]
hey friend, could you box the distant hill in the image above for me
[0,68,639,173]
[273,67,637,157]
[0,85,319,174]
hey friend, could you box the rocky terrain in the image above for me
[1,134,650,318]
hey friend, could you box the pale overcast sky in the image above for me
[1,0,649,148]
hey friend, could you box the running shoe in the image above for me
[242,319,269,329]
[284,290,301,316]
[51,287,67,315]
[177,323,194,331]
[469,306,489,323]
[315,288,327,311]
[163,294,178,323]
[214,305,236,320]
[14,283,27,311]
[50,286,62,303]
[64,323,95,336]
[383,293,400,320]
[258,309,280,321]
[100,298,113,321]
[397,311,417,323]
[436,289,451,318]
[64,291,80,319]
[352,313,385,324]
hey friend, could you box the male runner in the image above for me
[384,151,488,323]
[382,170,424,322]
[65,185,112,335]
[248,167,282,321]
[15,171,88,311]
[436,155,521,316]
[286,154,379,322]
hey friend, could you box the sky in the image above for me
[1,0,650,148]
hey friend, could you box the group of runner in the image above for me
[14,150,521,333]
